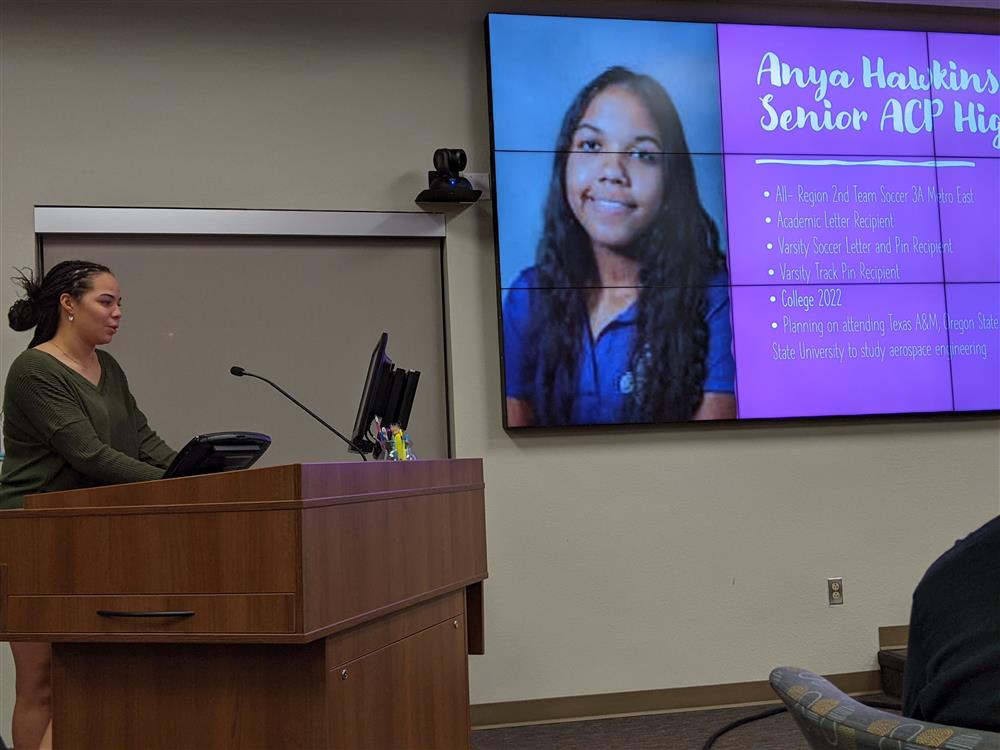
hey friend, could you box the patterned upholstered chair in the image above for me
[769,667,1000,749]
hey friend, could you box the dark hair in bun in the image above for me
[7,280,41,332]
[8,260,113,347]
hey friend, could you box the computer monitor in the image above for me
[349,332,420,456]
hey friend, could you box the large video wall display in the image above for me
[487,13,999,427]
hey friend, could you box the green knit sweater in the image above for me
[0,348,176,509]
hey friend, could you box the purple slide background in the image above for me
[719,24,998,418]
[938,158,1000,283]
[946,284,1000,411]
[731,284,953,418]
[725,155,946,287]
[717,25,935,156]
[928,33,1000,158]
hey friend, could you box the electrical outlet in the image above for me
[828,577,844,606]
[465,172,491,201]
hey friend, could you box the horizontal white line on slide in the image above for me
[754,158,977,168]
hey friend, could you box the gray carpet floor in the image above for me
[473,695,895,750]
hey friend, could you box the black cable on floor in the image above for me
[700,706,787,750]
[700,699,902,749]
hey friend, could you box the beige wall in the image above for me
[1,0,997,734]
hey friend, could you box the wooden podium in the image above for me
[0,459,487,749]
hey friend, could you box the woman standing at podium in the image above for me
[1,259,176,750]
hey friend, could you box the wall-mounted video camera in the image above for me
[415,148,482,203]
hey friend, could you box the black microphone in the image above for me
[230,365,367,461]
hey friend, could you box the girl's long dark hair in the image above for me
[8,260,112,347]
[529,66,724,424]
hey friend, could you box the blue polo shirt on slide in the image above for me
[502,266,736,424]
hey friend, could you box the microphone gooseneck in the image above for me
[229,365,367,461]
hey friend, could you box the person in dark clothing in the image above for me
[902,514,1000,732]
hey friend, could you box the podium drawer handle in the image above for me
[96,610,195,618]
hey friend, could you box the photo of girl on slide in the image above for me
[502,66,737,427]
